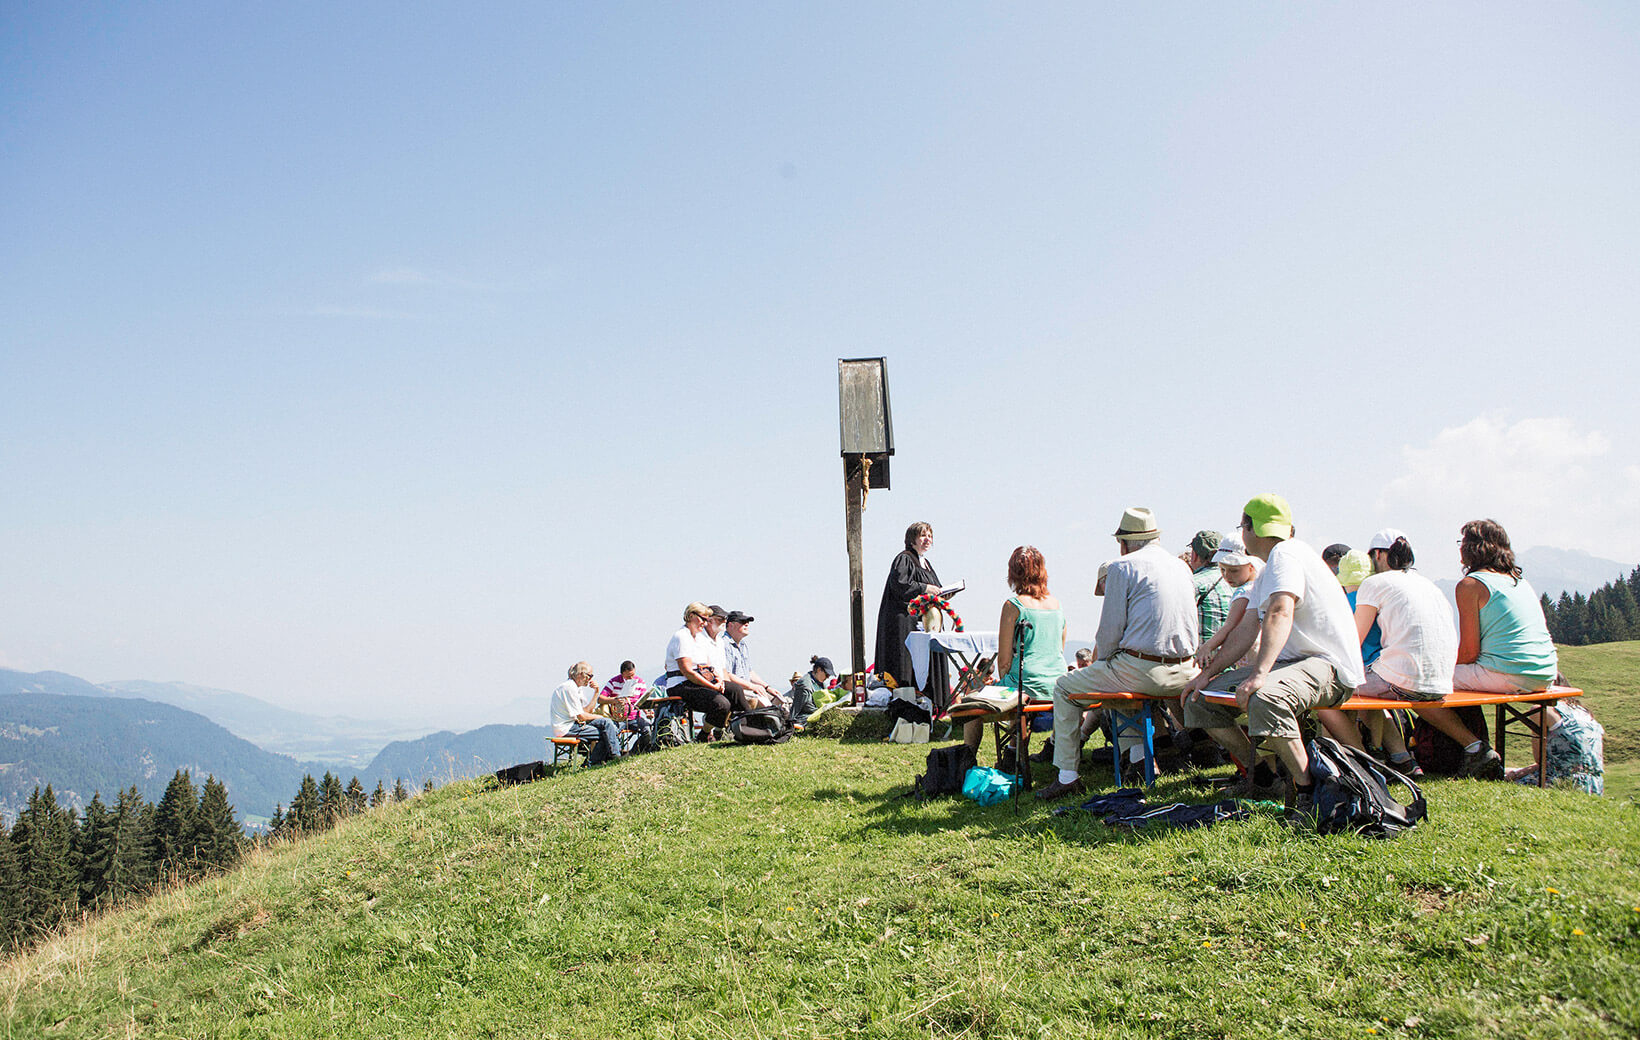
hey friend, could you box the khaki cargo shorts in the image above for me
[1182,657,1352,740]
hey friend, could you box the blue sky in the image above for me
[3,4,1637,722]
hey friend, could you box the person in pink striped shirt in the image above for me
[599,661,650,721]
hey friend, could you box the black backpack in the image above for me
[1306,736,1427,838]
[729,705,792,745]
[494,761,546,785]
[1411,705,1488,776]
[908,744,978,799]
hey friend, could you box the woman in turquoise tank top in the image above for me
[963,546,1066,754]
[1455,519,1559,692]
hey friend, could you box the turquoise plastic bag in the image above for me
[962,766,1019,806]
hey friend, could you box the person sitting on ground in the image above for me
[964,546,1065,755]
[1182,494,1365,817]
[549,661,628,764]
[1353,530,1496,777]
[722,610,785,708]
[663,602,735,742]
[1454,519,1559,694]
[1322,543,1351,577]
[787,655,836,729]
[599,661,650,721]
[1038,508,1201,800]
[1504,698,1604,794]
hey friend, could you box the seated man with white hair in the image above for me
[549,661,627,764]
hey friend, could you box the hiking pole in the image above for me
[1011,613,1032,815]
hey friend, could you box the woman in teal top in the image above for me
[1455,519,1559,692]
[963,546,1066,754]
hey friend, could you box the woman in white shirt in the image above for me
[1355,532,1500,779]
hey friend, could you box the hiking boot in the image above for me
[1224,774,1284,800]
[1028,742,1055,764]
[1387,755,1425,780]
[1457,744,1503,780]
[1034,776,1086,802]
[1284,785,1317,826]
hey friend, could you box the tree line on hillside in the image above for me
[0,768,426,952]
[1541,565,1640,646]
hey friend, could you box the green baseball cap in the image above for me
[1242,493,1293,539]
[1336,549,1373,588]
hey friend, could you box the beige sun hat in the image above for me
[1112,507,1161,541]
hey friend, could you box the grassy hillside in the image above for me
[3,738,1637,1039]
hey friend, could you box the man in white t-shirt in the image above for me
[1183,494,1365,815]
[548,661,625,764]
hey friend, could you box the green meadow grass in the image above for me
[4,734,1638,1040]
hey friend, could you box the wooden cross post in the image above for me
[837,358,894,689]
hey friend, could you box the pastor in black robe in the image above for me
[873,550,942,695]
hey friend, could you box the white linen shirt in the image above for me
[548,679,594,737]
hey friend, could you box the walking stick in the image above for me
[1011,613,1033,814]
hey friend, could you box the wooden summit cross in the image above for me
[837,358,894,687]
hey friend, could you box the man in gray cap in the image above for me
[1038,508,1201,800]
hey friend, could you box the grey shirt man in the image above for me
[1096,542,1201,661]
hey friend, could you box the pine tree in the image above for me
[0,828,22,949]
[12,786,79,934]
[77,793,114,906]
[269,804,286,837]
[195,777,242,870]
[319,772,346,828]
[106,787,154,901]
[344,777,367,816]
[1540,593,1559,642]
[370,780,387,808]
[287,776,322,836]
[1608,580,1639,642]
[391,779,409,803]
[152,770,200,879]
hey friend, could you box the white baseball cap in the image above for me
[1212,533,1253,567]
[1367,528,1408,552]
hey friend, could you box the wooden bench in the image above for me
[1200,684,1582,787]
[548,735,588,772]
[944,699,1054,787]
[1062,690,1172,786]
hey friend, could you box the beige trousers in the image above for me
[1051,654,1198,773]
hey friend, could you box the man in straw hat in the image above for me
[1181,494,1366,817]
[1037,507,1201,800]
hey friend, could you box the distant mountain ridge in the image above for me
[1,669,566,815]
[0,691,309,824]
[1517,546,1632,599]
[95,678,428,768]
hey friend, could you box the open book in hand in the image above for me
[937,580,965,598]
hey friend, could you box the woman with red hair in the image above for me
[964,546,1066,753]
